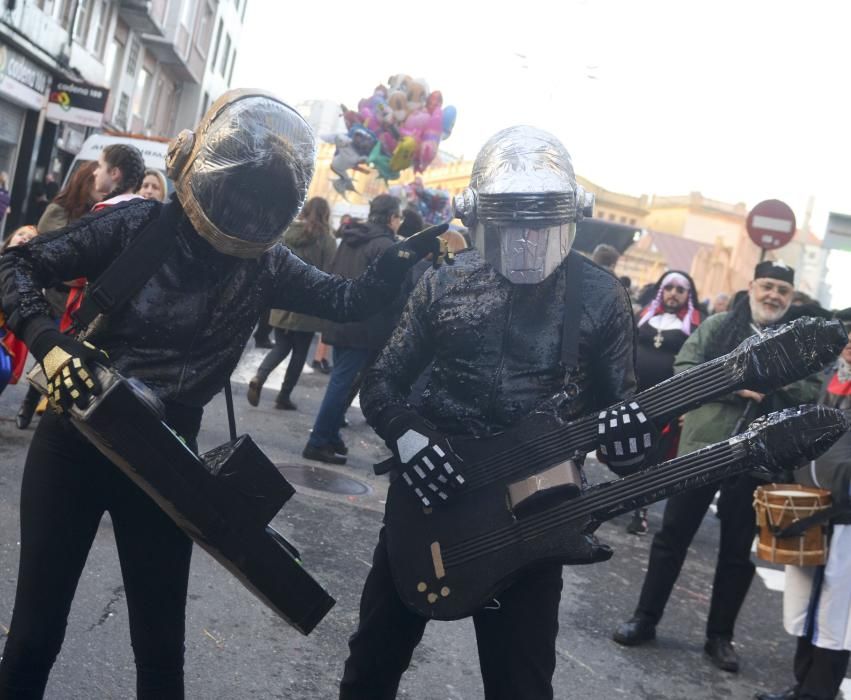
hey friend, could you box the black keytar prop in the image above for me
[28,364,334,634]
[378,317,850,620]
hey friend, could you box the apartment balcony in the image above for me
[141,28,204,83]
[116,0,167,37]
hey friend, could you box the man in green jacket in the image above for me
[613,261,821,673]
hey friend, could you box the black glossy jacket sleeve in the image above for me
[267,246,396,325]
[0,201,158,344]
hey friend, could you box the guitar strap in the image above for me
[560,250,584,381]
[69,200,239,433]
[72,200,180,331]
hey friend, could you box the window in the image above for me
[73,0,90,42]
[196,4,214,55]
[219,34,231,76]
[126,38,140,77]
[179,0,195,29]
[211,20,223,67]
[115,92,130,129]
[132,67,152,118]
[89,0,110,57]
[104,35,125,90]
[228,49,237,86]
[58,0,75,29]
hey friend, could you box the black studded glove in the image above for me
[375,223,449,286]
[29,328,110,412]
[597,400,659,476]
[383,409,466,507]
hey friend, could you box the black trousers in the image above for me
[0,411,194,699]
[256,328,314,396]
[793,636,850,700]
[339,528,564,700]
[635,475,759,639]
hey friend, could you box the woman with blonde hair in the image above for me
[137,169,168,202]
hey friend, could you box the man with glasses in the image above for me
[613,261,821,673]
[626,270,703,534]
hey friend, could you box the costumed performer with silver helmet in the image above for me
[0,89,445,698]
[338,125,655,700]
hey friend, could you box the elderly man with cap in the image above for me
[613,261,822,672]
[338,126,655,700]
[0,90,444,698]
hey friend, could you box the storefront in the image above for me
[0,41,50,235]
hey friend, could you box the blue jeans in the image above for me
[308,346,371,448]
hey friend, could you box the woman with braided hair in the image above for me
[92,143,146,209]
[55,144,147,335]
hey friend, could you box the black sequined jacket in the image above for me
[0,198,396,409]
[361,249,638,439]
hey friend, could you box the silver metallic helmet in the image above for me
[453,125,594,284]
[166,89,315,258]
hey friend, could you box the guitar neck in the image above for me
[464,355,740,489]
[442,439,750,569]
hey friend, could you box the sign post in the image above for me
[746,199,797,261]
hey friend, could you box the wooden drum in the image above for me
[753,484,831,566]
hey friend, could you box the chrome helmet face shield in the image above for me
[474,222,576,284]
[167,89,315,258]
[454,125,593,285]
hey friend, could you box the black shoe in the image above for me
[311,359,332,375]
[15,401,37,430]
[754,686,799,700]
[612,616,656,646]
[330,437,348,456]
[247,377,263,407]
[302,444,346,465]
[626,509,649,535]
[704,636,739,673]
[274,394,297,410]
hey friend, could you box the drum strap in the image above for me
[775,503,851,538]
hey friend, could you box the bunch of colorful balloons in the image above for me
[327,74,457,196]
[389,179,452,226]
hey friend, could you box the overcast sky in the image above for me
[234,0,851,305]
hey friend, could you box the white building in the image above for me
[0,0,246,233]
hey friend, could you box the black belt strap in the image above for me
[72,201,180,330]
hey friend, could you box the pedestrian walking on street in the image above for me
[613,261,821,673]
[247,197,336,410]
[302,194,402,465]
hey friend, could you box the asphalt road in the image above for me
[0,345,846,699]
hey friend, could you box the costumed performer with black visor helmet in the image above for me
[0,89,446,699]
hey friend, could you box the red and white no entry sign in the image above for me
[746,199,797,250]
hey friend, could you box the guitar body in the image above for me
[384,469,609,621]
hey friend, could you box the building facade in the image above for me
[0,0,245,234]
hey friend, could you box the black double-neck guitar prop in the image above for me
[381,318,849,620]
